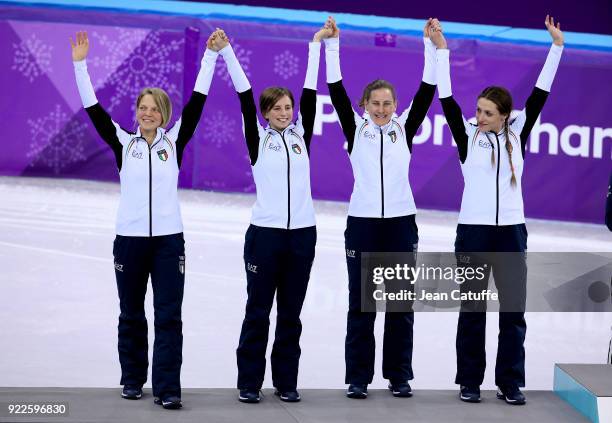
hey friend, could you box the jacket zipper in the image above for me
[148,143,153,237]
[278,130,291,229]
[380,129,385,218]
[147,135,162,237]
[494,133,501,226]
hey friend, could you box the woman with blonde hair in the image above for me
[71,30,221,409]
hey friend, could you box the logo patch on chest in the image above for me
[157,149,168,161]
[389,130,397,143]
[292,143,302,154]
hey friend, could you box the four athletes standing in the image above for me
[70,14,564,409]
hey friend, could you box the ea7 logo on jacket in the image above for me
[346,249,356,258]
[292,143,302,154]
[247,263,258,273]
[268,143,281,152]
[363,131,376,140]
[131,149,143,159]
[478,139,493,149]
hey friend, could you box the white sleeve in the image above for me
[324,37,342,84]
[193,48,219,95]
[535,44,563,92]
[422,37,437,85]
[435,49,452,98]
[73,59,98,108]
[303,41,321,90]
[219,44,251,93]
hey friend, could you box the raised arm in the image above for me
[431,22,470,163]
[71,31,125,169]
[297,26,328,153]
[402,19,437,152]
[324,17,358,154]
[169,32,220,167]
[215,30,261,165]
[516,15,564,155]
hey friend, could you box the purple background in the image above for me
[193,0,612,35]
[1,6,611,224]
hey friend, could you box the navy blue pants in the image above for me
[113,233,185,398]
[237,224,316,391]
[454,224,527,388]
[344,215,418,384]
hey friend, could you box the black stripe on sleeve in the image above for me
[327,80,357,154]
[299,87,317,153]
[520,87,549,157]
[175,91,207,168]
[404,81,436,152]
[85,103,125,171]
[440,96,468,163]
[238,89,260,165]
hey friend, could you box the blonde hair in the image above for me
[136,88,172,128]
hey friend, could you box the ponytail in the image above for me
[504,119,517,187]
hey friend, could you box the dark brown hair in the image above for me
[259,87,295,118]
[478,86,517,187]
[359,79,397,108]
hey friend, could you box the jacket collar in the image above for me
[363,111,397,132]
[135,126,166,146]
[265,122,296,136]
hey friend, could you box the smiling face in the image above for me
[365,88,397,127]
[264,95,294,131]
[476,97,507,133]
[136,94,163,133]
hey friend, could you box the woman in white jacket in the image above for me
[429,16,564,405]
[210,24,330,404]
[71,30,220,410]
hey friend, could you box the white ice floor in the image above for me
[0,176,610,390]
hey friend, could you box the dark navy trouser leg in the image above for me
[150,233,185,398]
[237,225,316,390]
[454,224,527,388]
[114,235,150,388]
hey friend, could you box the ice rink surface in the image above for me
[1,176,610,390]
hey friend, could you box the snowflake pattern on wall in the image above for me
[273,50,299,80]
[90,29,183,112]
[89,28,148,79]
[12,34,53,83]
[201,110,237,148]
[26,104,88,174]
[216,40,252,88]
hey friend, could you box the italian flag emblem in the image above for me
[157,149,168,161]
[292,143,302,154]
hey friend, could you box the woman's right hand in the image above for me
[314,18,334,42]
[212,28,230,51]
[327,16,340,39]
[70,31,89,62]
[429,19,447,49]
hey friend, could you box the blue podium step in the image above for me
[554,364,612,423]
